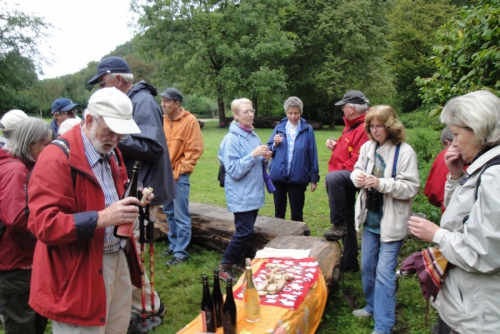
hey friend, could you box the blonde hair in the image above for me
[231,98,252,116]
[365,105,406,145]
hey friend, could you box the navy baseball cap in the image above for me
[88,56,131,85]
[51,98,79,115]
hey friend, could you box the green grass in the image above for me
[0,119,438,334]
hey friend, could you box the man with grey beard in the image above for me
[27,87,153,334]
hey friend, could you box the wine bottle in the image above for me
[201,275,216,333]
[212,270,223,328]
[113,161,140,239]
[243,266,260,323]
[222,277,237,334]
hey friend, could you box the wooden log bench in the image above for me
[264,235,342,290]
[155,202,310,259]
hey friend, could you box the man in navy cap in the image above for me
[88,56,175,326]
[324,90,370,273]
[50,98,79,135]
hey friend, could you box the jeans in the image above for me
[163,174,191,259]
[273,182,307,222]
[222,210,258,264]
[325,170,359,269]
[361,229,402,334]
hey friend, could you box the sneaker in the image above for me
[218,263,236,282]
[352,308,372,318]
[160,249,174,256]
[154,302,166,318]
[324,224,347,241]
[166,256,187,266]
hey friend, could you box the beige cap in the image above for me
[0,109,29,132]
[88,87,140,135]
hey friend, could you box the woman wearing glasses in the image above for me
[350,105,419,334]
[217,98,272,282]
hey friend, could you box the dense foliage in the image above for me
[417,0,500,115]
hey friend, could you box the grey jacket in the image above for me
[117,80,176,206]
[433,145,500,333]
[351,140,420,242]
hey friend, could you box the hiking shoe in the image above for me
[166,256,187,266]
[218,263,236,283]
[324,224,347,241]
[232,263,245,274]
[154,302,166,318]
[352,308,372,318]
[160,249,174,256]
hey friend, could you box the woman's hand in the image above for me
[408,216,440,243]
[445,146,464,180]
[251,145,270,158]
[356,172,369,187]
[364,175,380,189]
[274,134,284,147]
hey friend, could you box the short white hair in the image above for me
[440,90,500,147]
[110,72,134,84]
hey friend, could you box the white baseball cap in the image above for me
[0,109,29,132]
[88,87,140,134]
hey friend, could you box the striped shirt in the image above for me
[81,127,124,253]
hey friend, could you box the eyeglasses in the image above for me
[60,109,75,116]
[241,109,255,115]
[98,76,113,88]
[94,117,130,142]
[369,125,385,131]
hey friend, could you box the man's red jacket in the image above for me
[328,114,369,172]
[28,125,141,326]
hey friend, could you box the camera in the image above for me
[366,189,382,212]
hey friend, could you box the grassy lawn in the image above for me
[1,119,437,334]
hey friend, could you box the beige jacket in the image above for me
[351,140,420,242]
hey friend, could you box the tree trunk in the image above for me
[252,96,259,119]
[217,82,226,128]
[328,99,336,130]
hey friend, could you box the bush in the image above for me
[182,94,218,118]
[399,109,443,131]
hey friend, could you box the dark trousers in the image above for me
[325,170,359,270]
[0,269,47,334]
[222,209,259,264]
[273,182,307,222]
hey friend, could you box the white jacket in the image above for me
[351,140,419,242]
[433,145,500,334]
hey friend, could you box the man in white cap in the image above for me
[27,87,153,333]
[0,109,29,149]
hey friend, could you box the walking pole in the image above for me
[145,204,161,328]
[137,210,149,332]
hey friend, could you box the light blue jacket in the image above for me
[218,123,266,213]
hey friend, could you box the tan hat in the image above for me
[88,87,140,134]
[0,109,29,132]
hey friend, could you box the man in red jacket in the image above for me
[324,90,370,273]
[27,87,153,333]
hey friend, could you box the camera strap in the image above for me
[364,143,401,178]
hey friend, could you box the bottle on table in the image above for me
[113,160,140,239]
[212,269,223,328]
[243,266,260,323]
[222,277,237,334]
[201,275,216,333]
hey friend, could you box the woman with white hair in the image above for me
[409,90,500,333]
[217,98,271,281]
[0,118,53,333]
[266,96,319,222]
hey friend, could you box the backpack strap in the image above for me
[474,154,500,200]
[392,144,401,179]
[50,138,77,188]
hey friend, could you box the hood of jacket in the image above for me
[127,80,158,99]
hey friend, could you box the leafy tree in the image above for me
[131,0,295,127]
[282,0,395,128]
[0,1,52,112]
[416,0,500,115]
[387,0,457,112]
